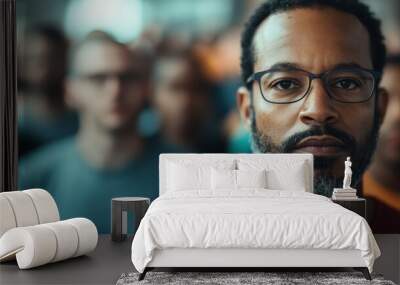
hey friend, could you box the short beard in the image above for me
[314,173,342,197]
[249,103,380,197]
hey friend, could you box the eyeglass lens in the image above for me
[259,68,374,103]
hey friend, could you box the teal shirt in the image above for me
[19,136,178,233]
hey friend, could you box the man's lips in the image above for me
[292,136,347,156]
[109,105,127,115]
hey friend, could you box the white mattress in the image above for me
[131,190,380,273]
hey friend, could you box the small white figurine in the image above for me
[342,157,353,189]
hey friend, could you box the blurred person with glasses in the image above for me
[18,25,78,157]
[237,0,388,197]
[150,48,225,153]
[19,32,178,233]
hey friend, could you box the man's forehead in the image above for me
[157,57,189,79]
[73,41,132,74]
[253,7,372,72]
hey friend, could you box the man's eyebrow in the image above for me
[265,62,367,71]
[331,62,365,70]
[267,62,302,70]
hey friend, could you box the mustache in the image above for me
[281,125,357,154]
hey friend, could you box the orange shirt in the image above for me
[362,171,400,233]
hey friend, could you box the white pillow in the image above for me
[211,168,236,190]
[267,163,307,191]
[167,163,210,191]
[236,169,267,189]
[211,169,268,190]
[237,159,308,191]
[166,159,235,192]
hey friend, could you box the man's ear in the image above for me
[377,87,388,125]
[236,86,252,129]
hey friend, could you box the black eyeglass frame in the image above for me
[246,66,381,104]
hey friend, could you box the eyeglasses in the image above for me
[246,66,380,104]
[77,71,146,87]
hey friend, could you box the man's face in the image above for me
[374,64,400,168]
[154,58,210,136]
[238,8,387,195]
[68,41,147,133]
[20,35,66,88]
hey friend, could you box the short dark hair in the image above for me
[28,24,68,51]
[241,0,386,88]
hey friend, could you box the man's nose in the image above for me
[105,76,124,98]
[299,80,339,126]
[174,91,192,110]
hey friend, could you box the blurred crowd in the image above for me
[17,25,248,158]
[17,0,400,233]
[17,22,253,233]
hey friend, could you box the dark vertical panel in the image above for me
[0,0,17,192]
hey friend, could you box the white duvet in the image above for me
[131,190,380,273]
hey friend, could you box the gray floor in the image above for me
[373,235,400,284]
[1,234,398,285]
[0,235,134,285]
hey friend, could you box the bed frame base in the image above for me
[138,267,371,281]
[138,268,149,281]
[354,267,372,280]
[137,248,371,281]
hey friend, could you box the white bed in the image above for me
[131,154,380,280]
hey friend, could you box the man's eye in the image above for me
[88,74,107,84]
[333,78,361,90]
[270,79,300,90]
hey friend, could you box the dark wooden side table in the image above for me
[332,198,366,219]
[111,197,150,242]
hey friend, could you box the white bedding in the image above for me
[131,190,380,273]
